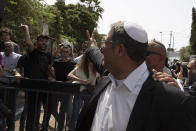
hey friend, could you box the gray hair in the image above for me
[61,39,74,52]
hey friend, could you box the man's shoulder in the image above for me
[143,75,190,103]
[10,41,19,48]
[10,41,17,45]
[150,79,192,107]
[151,79,187,96]
[12,52,21,57]
[29,49,51,56]
[68,58,77,65]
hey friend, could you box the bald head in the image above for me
[187,59,196,85]
[148,40,166,57]
[146,40,166,72]
[188,59,196,72]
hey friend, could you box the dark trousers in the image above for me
[39,93,73,131]
[5,90,17,131]
[25,92,49,131]
[0,88,17,131]
[57,94,73,131]
[41,94,58,131]
[19,92,28,131]
[69,91,90,131]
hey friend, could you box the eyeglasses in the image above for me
[102,39,119,45]
[146,51,161,56]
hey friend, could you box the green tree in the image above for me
[190,7,196,54]
[43,5,63,41]
[179,45,191,62]
[80,0,104,20]
[0,0,44,49]
[1,0,105,53]
[53,0,103,52]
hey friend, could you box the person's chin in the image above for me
[42,46,47,50]
[40,48,46,51]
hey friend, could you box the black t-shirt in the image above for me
[17,49,52,79]
[53,59,76,81]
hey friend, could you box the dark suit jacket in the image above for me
[75,46,196,131]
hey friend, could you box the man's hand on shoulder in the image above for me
[152,69,180,89]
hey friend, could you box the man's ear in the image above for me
[117,44,126,57]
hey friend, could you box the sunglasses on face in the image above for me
[146,51,161,56]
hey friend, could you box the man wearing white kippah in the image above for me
[75,21,195,131]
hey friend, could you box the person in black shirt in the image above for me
[52,44,76,131]
[16,24,55,131]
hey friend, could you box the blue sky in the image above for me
[45,0,196,50]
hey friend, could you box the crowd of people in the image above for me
[0,21,195,131]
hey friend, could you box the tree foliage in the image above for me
[190,7,196,54]
[52,0,104,51]
[0,0,43,49]
[0,0,105,53]
[179,45,191,62]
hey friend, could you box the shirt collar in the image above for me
[4,52,14,57]
[109,74,124,88]
[124,61,148,92]
[109,61,148,92]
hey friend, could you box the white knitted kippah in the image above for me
[124,21,148,43]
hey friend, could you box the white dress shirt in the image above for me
[91,62,149,131]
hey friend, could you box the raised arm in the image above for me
[54,44,63,59]
[20,24,34,53]
[48,64,56,82]
[84,30,108,76]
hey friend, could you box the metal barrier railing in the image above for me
[0,77,92,131]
